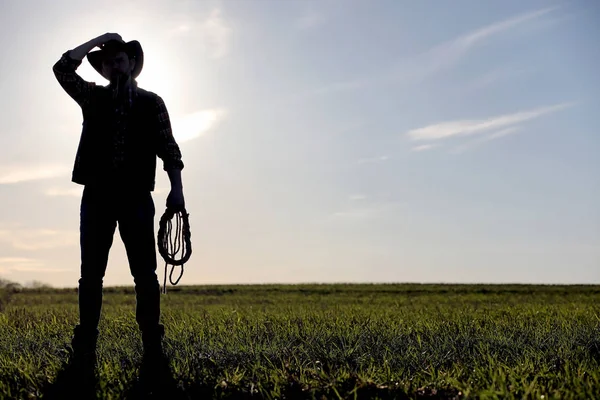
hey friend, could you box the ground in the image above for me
[0,284,598,399]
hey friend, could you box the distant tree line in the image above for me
[0,278,52,290]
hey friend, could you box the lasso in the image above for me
[157,206,192,294]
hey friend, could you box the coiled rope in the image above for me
[157,206,192,294]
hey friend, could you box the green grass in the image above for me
[0,284,598,399]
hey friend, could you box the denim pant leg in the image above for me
[117,190,161,333]
[79,186,117,330]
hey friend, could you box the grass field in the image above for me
[0,284,598,399]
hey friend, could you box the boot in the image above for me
[68,325,99,384]
[46,326,98,399]
[71,325,99,359]
[141,324,166,363]
[140,324,170,391]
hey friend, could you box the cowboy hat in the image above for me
[87,39,144,80]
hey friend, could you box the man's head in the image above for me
[100,41,136,83]
[87,39,144,82]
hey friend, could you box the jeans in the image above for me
[78,184,161,335]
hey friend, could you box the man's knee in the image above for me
[133,271,159,288]
[78,275,104,290]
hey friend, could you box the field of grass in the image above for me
[0,283,598,399]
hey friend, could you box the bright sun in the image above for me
[133,47,225,143]
[135,57,174,100]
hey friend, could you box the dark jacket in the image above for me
[53,51,184,191]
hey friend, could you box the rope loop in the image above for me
[157,206,192,294]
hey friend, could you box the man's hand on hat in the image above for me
[68,33,125,61]
[95,32,124,48]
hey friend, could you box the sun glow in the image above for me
[135,53,176,101]
[171,109,227,143]
[130,42,226,144]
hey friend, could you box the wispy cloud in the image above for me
[169,8,231,59]
[172,108,227,143]
[0,257,69,274]
[8,266,70,273]
[411,144,438,152]
[0,257,42,265]
[396,6,558,81]
[487,127,521,140]
[0,257,43,274]
[0,228,78,251]
[0,164,70,185]
[451,127,521,154]
[466,65,533,92]
[407,103,572,142]
[292,7,557,101]
[170,25,192,35]
[357,155,390,165]
[459,7,557,47]
[44,187,83,197]
[200,9,232,59]
[296,10,326,30]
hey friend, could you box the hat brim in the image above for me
[87,40,144,80]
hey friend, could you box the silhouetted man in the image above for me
[52,32,185,368]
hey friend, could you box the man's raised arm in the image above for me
[154,95,186,209]
[52,33,123,107]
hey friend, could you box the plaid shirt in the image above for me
[53,51,184,182]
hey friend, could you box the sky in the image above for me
[0,0,598,288]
